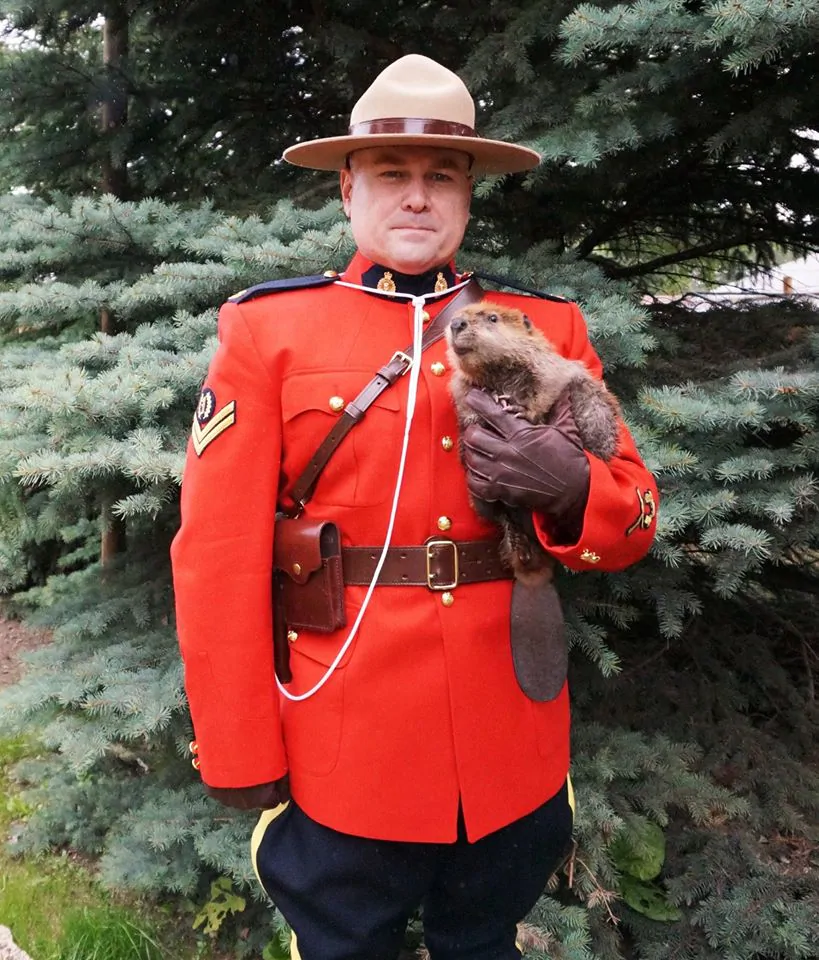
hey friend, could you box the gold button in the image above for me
[441,591,455,607]
[441,436,454,452]
[323,269,339,278]
[431,362,446,377]
[421,310,430,323]
[189,740,199,755]
[287,630,299,644]
[329,396,344,413]
[437,516,452,532]
[192,757,201,770]
[292,562,302,576]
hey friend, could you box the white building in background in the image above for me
[673,255,819,311]
[642,255,819,310]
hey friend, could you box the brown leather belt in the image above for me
[342,538,511,590]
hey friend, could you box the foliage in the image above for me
[0,733,223,960]
[0,1,816,284]
[53,910,163,960]
[192,877,247,938]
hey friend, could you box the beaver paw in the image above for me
[492,393,526,416]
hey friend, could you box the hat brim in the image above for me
[282,134,540,176]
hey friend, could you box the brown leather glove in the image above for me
[462,388,590,540]
[204,775,290,810]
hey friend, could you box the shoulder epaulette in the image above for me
[471,270,571,304]
[228,271,341,304]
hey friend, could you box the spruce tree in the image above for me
[0,2,817,958]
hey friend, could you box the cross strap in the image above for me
[286,278,484,516]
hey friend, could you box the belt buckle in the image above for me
[426,539,459,591]
[390,351,413,376]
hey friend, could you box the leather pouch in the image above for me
[272,516,346,684]
[273,515,346,633]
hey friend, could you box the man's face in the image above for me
[340,146,472,276]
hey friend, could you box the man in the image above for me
[171,54,658,960]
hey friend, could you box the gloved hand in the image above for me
[204,775,290,810]
[462,388,590,539]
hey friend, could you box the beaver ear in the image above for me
[522,314,532,330]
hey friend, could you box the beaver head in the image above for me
[446,303,541,386]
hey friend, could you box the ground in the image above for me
[0,612,51,690]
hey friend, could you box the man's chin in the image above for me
[384,251,445,276]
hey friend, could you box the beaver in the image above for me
[446,301,621,585]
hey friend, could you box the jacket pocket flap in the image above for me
[281,369,400,423]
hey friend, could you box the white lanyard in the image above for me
[276,279,470,703]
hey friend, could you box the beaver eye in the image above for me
[487,313,498,323]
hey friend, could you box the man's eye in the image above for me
[431,172,454,183]
[380,170,405,179]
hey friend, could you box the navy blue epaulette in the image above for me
[228,271,341,304]
[471,270,570,304]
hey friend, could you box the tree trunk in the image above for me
[100,4,129,565]
[101,4,129,198]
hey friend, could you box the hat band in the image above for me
[348,118,479,138]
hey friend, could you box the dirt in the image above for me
[0,613,52,691]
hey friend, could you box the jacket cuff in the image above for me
[534,454,657,573]
[188,714,287,788]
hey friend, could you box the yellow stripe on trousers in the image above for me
[250,804,303,959]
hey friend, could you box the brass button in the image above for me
[323,269,339,278]
[441,591,455,607]
[431,362,446,377]
[192,757,201,770]
[329,396,344,413]
[292,562,302,576]
[189,740,199,755]
[421,310,430,324]
[441,436,454,452]
[437,516,452,532]
[287,630,299,644]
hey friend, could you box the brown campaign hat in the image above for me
[283,54,541,176]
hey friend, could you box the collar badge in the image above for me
[376,271,397,294]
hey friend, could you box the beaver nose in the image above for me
[450,318,467,334]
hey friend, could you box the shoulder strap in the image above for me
[286,278,484,516]
[229,273,339,303]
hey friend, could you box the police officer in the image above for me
[172,54,658,960]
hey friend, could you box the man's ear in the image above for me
[340,168,353,217]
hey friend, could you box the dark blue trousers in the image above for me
[251,781,573,960]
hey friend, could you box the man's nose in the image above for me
[401,177,430,211]
[450,317,467,334]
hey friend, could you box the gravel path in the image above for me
[0,613,51,691]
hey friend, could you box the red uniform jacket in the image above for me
[171,253,658,843]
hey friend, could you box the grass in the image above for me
[52,910,164,960]
[0,735,219,960]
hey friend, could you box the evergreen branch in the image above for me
[761,566,819,599]
[597,234,786,281]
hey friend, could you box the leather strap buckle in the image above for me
[425,539,459,591]
[390,350,413,376]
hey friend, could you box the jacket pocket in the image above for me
[281,369,401,507]
[279,601,361,777]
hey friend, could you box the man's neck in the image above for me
[342,252,458,297]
